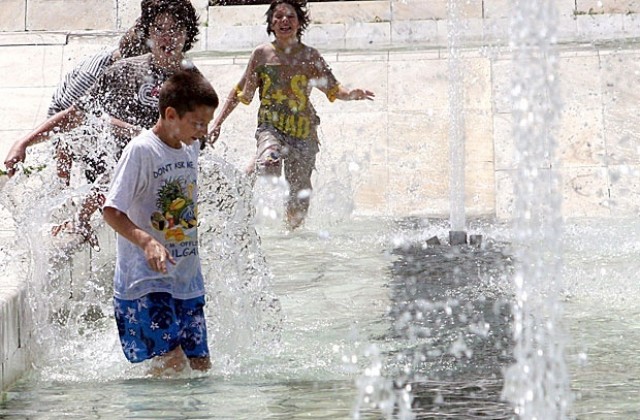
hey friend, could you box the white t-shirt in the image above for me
[104,129,204,300]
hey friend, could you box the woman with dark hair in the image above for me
[209,0,374,229]
[50,20,150,185]
[4,0,204,250]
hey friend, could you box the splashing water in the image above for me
[501,0,571,418]
[447,0,466,233]
[0,125,282,382]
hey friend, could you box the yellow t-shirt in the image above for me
[253,55,340,140]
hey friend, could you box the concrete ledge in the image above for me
[0,32,67,46]
[0,232,30,394]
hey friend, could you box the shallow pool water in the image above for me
[1,201,639,418]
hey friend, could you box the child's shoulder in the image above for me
[252,43,274,58]
[126,129,155,149]
[300,42,319,54]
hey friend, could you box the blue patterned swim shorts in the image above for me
[113,292,209,363]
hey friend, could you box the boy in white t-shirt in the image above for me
[103,70,218,375]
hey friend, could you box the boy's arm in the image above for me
[207,49,262,144]
[103,206,175,273]
[4,105,86,176]
[310,49,375,102]
[330,85,375,101]
[207,84,243,144]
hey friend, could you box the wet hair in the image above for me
[266,0,310,39]
[159,70,219,118]
[118,19,150,58]
[139,0,200,52]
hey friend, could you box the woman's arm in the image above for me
[4,105,86,176]
[109,116,143,139]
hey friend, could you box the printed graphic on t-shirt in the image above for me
[139,82,161,108]
[258,64,314,139]
[150,161,198,258]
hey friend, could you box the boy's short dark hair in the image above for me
[159,70,219,118]
[140,0,200,52]
[266,0,310,39]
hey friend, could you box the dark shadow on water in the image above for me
[385,219,516,418]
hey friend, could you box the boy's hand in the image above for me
[348,89,375,101]
[4,144,27,177]
[144,241,175,273]
[207,124,222,145]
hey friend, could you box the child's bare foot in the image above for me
[148,347,188,377]
[188,356,211,372]
[285,210,305,230]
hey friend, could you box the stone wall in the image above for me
[2,0,640,395]
[3,1,640,48]
[1,0,640,221]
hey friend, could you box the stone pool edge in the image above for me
[0,249,30,395]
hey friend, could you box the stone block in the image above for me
[387,165,449,216]
[556,107,606,167]
[208,4,267,26]
[316,59,386,113]
[27,0,117,31]
[561,166,611,217]
[0,32,66,47]
[558,54,602,113]
[602,108,640,165]
[391,19,438,44]
[608,164,640,215]
[576,13,625,40]
[622,12,640,36]
[483,17,510,43]
[483,0,511,19]
[304,24,346,49]
[462,57,492,111]
[464,110,494,164]
[577,0,640,14]
[352,162,389,215]
[0,45,63,88]
[464,160,496,215]
[192,57,247,95]
[600,50,640,110]
[309,1,391,24]
[2,345,28,392]
[0,296,7,363]
[344,22,391,49]
[495,169,515,220]
[493,112,514,171]
[206,24,269,52]
[388,56,447,112]
[491,59,512,114]
[317,111,387,166]
[0,88,53,131]
[386,110,450,216]
[393,0,482,21]
[0,0,26,32]
[116,0,140,30]
[2,292,20,363]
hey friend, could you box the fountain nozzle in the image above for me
[447,231,483,248]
